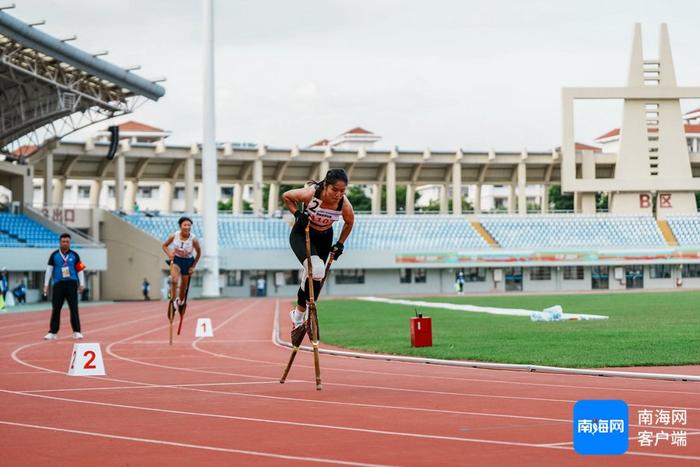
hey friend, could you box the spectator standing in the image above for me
[142,278,151,301]
[0,267,8,305]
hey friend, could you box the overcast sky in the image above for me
[13,0,700,151]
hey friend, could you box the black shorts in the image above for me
[172,256,195,275]
[289,224,333,264]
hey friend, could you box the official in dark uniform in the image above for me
[43,233,86,340]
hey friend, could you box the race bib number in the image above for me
[306,199,320,215]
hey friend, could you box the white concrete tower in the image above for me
[562,24,700,216]
[611,24,696,215]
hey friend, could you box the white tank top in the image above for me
[172,230,196,258]
[305,196,343,230]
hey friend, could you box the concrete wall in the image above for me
[608,267,627,290]
[557,267,591,291]
[180,268,497,299]
[0,160,33,206]
[211,265,697,298]
[644,265,676,290]
[440,268,497,294]
[5,259,700,304]
[29,207,94,230]
[183,265,700,298]
[681,277,700,288]
[329,269,441,296]
[522,268,557,292]
[99,210,166,300]
[0,247,106,272]
[491,269,506,292]
[1,248,106,303]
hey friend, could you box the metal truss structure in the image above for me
[0,10,164,158]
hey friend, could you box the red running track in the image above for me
[0,298,699,466]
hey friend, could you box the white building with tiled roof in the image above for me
[32,121,177,212]
[309,127,381,150]
[595,109,700,154]
[685,108,700,124]
[96,120,171,144]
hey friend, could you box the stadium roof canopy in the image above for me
[28,139,700,190]
[26,140,609,185]
[0,10,165,156]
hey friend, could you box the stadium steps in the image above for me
[657,219,678,246]
[470,220,500,248]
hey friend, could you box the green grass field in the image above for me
[316,291,700,368]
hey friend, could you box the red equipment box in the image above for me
[410,316,432,347]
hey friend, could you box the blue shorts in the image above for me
[172,256,194,276]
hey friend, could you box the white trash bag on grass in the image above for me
[530,305,563,322]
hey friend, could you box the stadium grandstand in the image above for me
[0,8,164,302]
[1,20,699,302]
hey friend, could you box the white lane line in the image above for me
[0,420,390,467]
[105,300,273,381]
[0,311,146,340]
[8,300,700,461]
[130,339,270,344]
[105,301,700,424]
[20,380,286,393]
[8,298,700,400]
[540,441,574,447]
[9,310,170,376]
[10,301,587,428]
[12,301,278,396]
[540,429,700,447]
[15,299,699,434]
[12,368,695,431]
[1,371,47,375]
[14,336,585,426]
[184,301,699,412]
[190,300,267,356]
[0,303,123,332]
[2,389,699,462]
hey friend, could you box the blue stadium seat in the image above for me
[478,214,667,249]
[121,213,490,250]
[0,213,59,247]
[666,215,700,246]
[120,212,687,251]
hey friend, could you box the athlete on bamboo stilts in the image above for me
[162,216,201,313]
[282,169,355,328]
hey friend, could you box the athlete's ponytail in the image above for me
[307,168,349,191]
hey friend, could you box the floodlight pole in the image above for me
[201,0,220,297]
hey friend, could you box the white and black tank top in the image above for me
[171,230,196,258]
[304,184,343,230]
